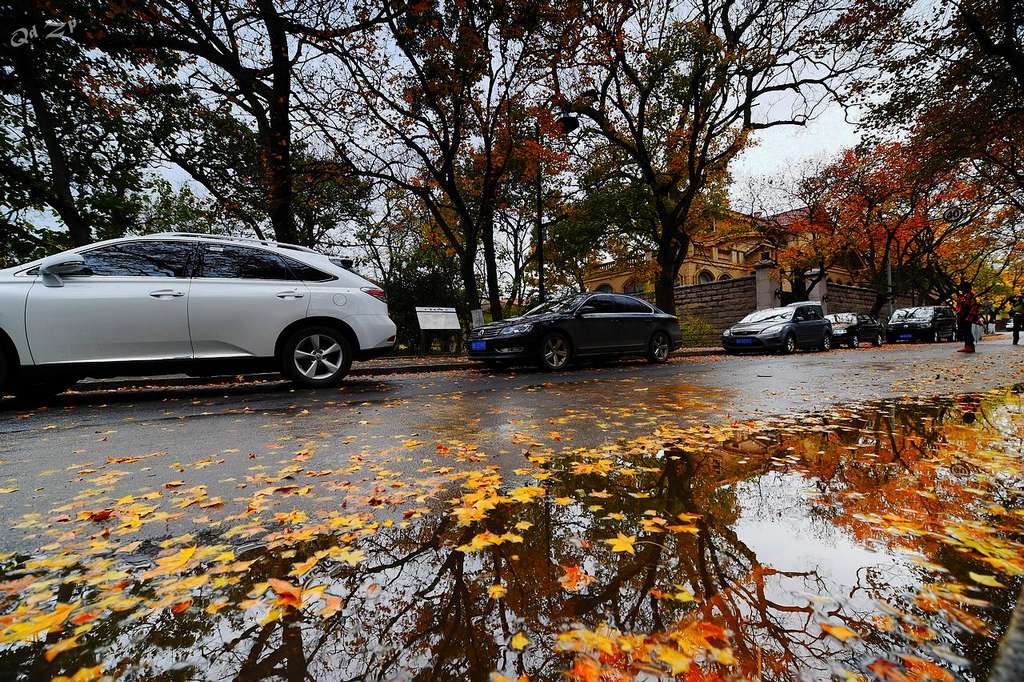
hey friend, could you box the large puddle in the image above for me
[2,389,1024,680]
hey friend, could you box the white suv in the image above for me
[0,233,397,396]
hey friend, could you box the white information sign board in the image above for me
[415,307,461,331]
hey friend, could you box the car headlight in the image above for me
[759,324,786,335]
[499,323,533,336]
[722,328,732,337]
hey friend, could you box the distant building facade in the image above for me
[583,208,862,296]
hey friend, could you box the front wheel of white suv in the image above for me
[282,326,352,388]
[0,351,9,397]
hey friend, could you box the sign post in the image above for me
[415,307,463,355]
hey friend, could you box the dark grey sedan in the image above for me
[826,313,885,347]
[722,302,832,354]
[467,293,683,370]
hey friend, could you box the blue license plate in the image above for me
[899,333,912,339]
[471,341,486,351]
[735,338,753,345]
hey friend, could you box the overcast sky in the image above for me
[729,102,862,212]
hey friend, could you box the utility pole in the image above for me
[535,119,545,303]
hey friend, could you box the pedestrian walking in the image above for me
[1012,296,1024,345]
[955,281,981,353]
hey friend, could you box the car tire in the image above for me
[13,377,77,403]
[873,333,883,347]
[781,333,797,355]
[538,332,572,371]
[820,334,832,352]
[848,333,859,349]
[647,331,671,363]
[282,326,352,388]
[0,351,9,397]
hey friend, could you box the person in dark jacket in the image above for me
[955,282,981,353]
[1012,296,1024,345]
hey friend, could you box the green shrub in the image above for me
[677,315,717,347]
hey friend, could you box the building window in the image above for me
[623,279,645,295]
[718,273,732,282]
[594,283,613,293]
[697,270,715,285]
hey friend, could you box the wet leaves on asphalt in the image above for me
[1,384,1024,679]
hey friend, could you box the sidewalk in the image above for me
[71,347,725,393]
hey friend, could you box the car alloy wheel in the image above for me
[540,333,570,370]
[648,331,671,363]
[821,334,832,351]
[283,326,352,387]
[782,334,796,354]
[849,333,859,348]
[294,333,345,380]
[932,330,940,343]
[874,333,883,346]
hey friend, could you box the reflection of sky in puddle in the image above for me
[1,390,1023,680]
[736,472,900,586]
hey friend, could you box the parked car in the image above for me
[466,293,683,370]
[825,313,885,348]
[722,302,832,354]
[0,233,397,397]
[885,306,956,343]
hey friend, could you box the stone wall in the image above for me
[672,276,757,343]
[828,284,916,319]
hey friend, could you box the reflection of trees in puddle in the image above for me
[1,393,1021,680]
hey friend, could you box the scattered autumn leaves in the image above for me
[0,390,1023,680]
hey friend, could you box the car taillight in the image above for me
[361,287,387,303]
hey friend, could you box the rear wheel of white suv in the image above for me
[282,326,352,388]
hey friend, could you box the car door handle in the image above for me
[276,290,305,299]
[149,289,185,298]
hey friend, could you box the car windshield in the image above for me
[522,294,587,317]
[891,307,932,320]
[739,307,794,324]
[826,314,857,324]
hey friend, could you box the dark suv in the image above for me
[722,302,832,354]
[886,306,956,343]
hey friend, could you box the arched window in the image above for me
[623,279,644,295]
[697,270,715,285]
[718,273,732,282]
[594,283,613,293]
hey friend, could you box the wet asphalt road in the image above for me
[1,336,1023,550]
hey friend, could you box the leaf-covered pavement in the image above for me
[2,381,1024,680]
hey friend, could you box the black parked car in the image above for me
[722,302,832,354]
[467,293,683,370]
[825,313,885,348]
[885,306,956,343]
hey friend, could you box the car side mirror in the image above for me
[38,253,87,287]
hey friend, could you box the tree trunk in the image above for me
[480,214,503,321]
[870,291,887,318]
[459,219,482,320]
[13,42,91,246]
[260,0,297,244]
[654,263,677,316]
[654,230,690,316]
